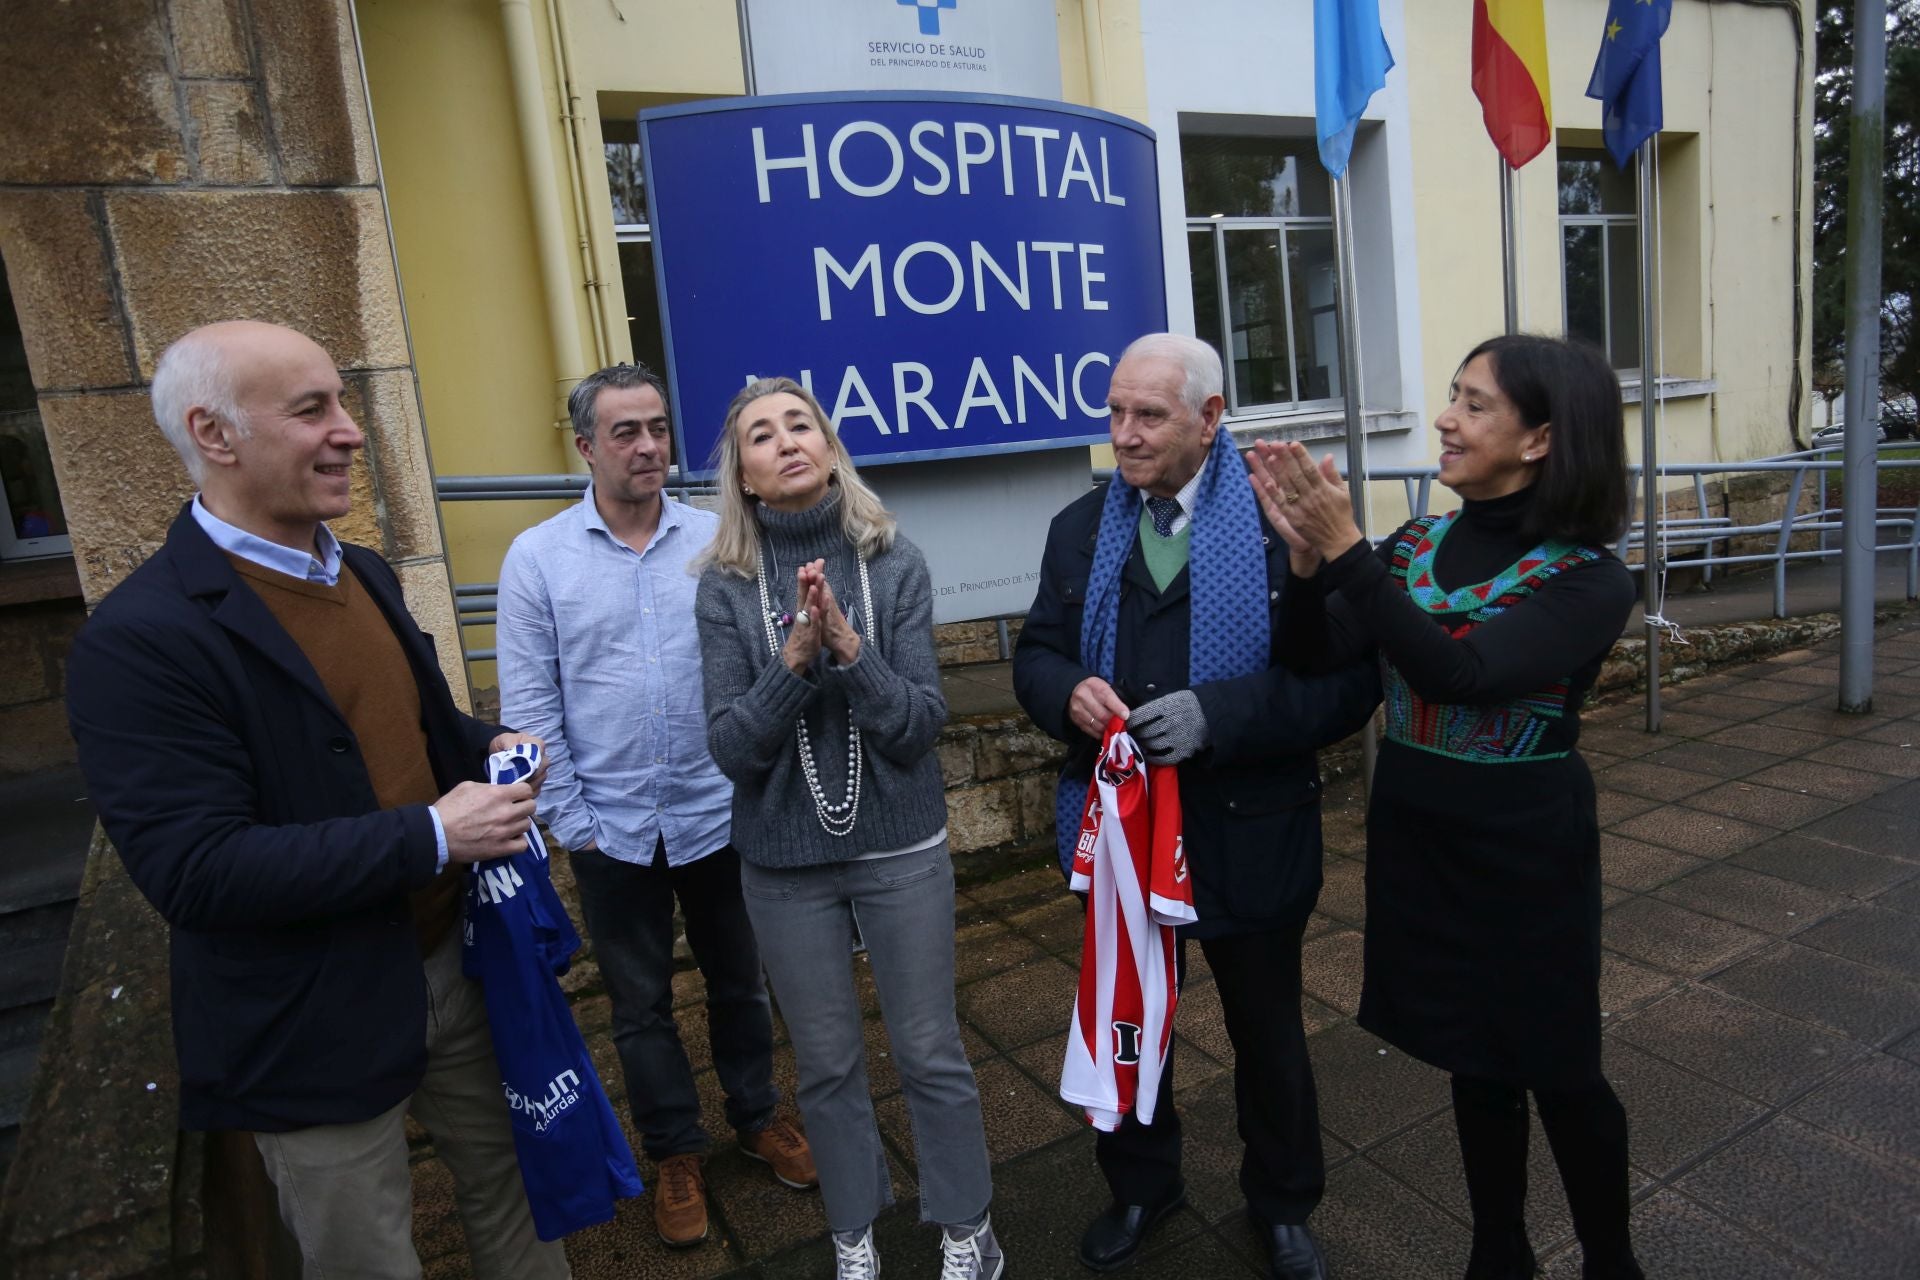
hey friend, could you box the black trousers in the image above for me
[567,839,777,1160]
[1095,923,1323,1226]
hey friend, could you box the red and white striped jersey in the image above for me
[1060,718,1197,1132]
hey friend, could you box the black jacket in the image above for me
[66,506,502,1131]
[1013,485,1380,938]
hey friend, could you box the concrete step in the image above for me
[0,1003,51,1189]
[0,765,92,915]
[0,1035,43,1129]
[0,895,79,1188]
[0,900,76,1012]
[0,764,97,1191]
[0,998,53,1062]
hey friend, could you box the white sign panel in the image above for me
[742,0,1063,99]
[867,450,1090,623]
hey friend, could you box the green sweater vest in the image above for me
[1137,505,1192,591]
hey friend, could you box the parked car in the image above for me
[1812,423,1887,446]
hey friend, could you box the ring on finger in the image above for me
[795,609,811,625]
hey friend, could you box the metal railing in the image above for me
[436,446,1920,665]
[1342,447,1920,620]
[435,474,717,503]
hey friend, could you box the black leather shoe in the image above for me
[1077,1186,1187,1272]
[1263,1221,1329,1280]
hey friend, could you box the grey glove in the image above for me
[1126,689,1210,765]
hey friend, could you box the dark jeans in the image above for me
[1096,924,1323,1226]
[567,839,777,1160]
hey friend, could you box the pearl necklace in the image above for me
[755,548,874,837]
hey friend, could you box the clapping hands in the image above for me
[781,560,862,675]
[1247,440,1364,577]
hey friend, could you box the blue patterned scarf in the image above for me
[1054,429,1273,868]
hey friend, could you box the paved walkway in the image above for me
[411,612,1920,1278]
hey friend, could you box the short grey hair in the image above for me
[1117,333,1224,416]
[567,362,670,442]
[151,330,248,484]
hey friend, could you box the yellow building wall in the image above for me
[359,0,577,667]
[1402,0,1812,484]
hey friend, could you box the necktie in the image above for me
[1146,496,1181,538]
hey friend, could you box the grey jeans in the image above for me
[739,841,991,1232]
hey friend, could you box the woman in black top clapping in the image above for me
[1250,335,1643,1280]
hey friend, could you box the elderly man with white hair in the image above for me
[66,320,568,1277]
[1014,333,1377,1280]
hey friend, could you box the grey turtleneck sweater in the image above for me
[694,490,949,868]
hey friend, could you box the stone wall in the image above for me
[1716,471,1827,560]
[934,617,1024,667]
[1630,473,1826,574]
[940,713,1067,877]
[0,563,85,777]
[0,0,463,700]
[0,1,451,1274]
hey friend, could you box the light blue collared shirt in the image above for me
[496,488,732,867]
[193,496,451,869]
[1166,457,1208,536]
[192,495,344,584]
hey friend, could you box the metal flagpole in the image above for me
[1333,170,1377,793]
[1500,158,1520,333]
[1637,137,1662,732]
[1334,174,1370,540]
[1839,0,1886,713]
[735,0,758,94]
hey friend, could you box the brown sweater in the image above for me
[228,556,462,951]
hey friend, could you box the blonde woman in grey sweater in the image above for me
[694,378,999,1280]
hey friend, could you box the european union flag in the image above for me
[1585,0,1672,168]
[1314,0,1395,179]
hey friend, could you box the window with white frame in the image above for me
[0,261,69,561]
[1182,133,1343,417]
[1558,148,1641,372]
[603,120,669,379]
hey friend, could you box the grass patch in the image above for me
[1822,445,1920,508]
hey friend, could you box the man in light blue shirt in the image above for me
[496,363,815,1249]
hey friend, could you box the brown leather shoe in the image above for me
[741,1115,819,1189]
[653,1152,708,1247]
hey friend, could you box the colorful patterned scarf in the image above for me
[1055,428,1272,868]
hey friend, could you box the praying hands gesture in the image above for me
[782,560,862,675]
[1248,440,1365,578]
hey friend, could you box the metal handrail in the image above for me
[436,473,717,502]
[437,448,1920,663]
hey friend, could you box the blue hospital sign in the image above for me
[639,93,1166,473]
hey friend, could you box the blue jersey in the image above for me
[464,744,643,1240]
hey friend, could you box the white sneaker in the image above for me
[833,1223,881,1280]
[940,1214,1006,1280]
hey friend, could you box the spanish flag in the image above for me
[1472,0,1553,168]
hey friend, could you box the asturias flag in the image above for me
[1472,0,1553,169]
[1314,0,1395,180]
[1586,0,1672,168]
